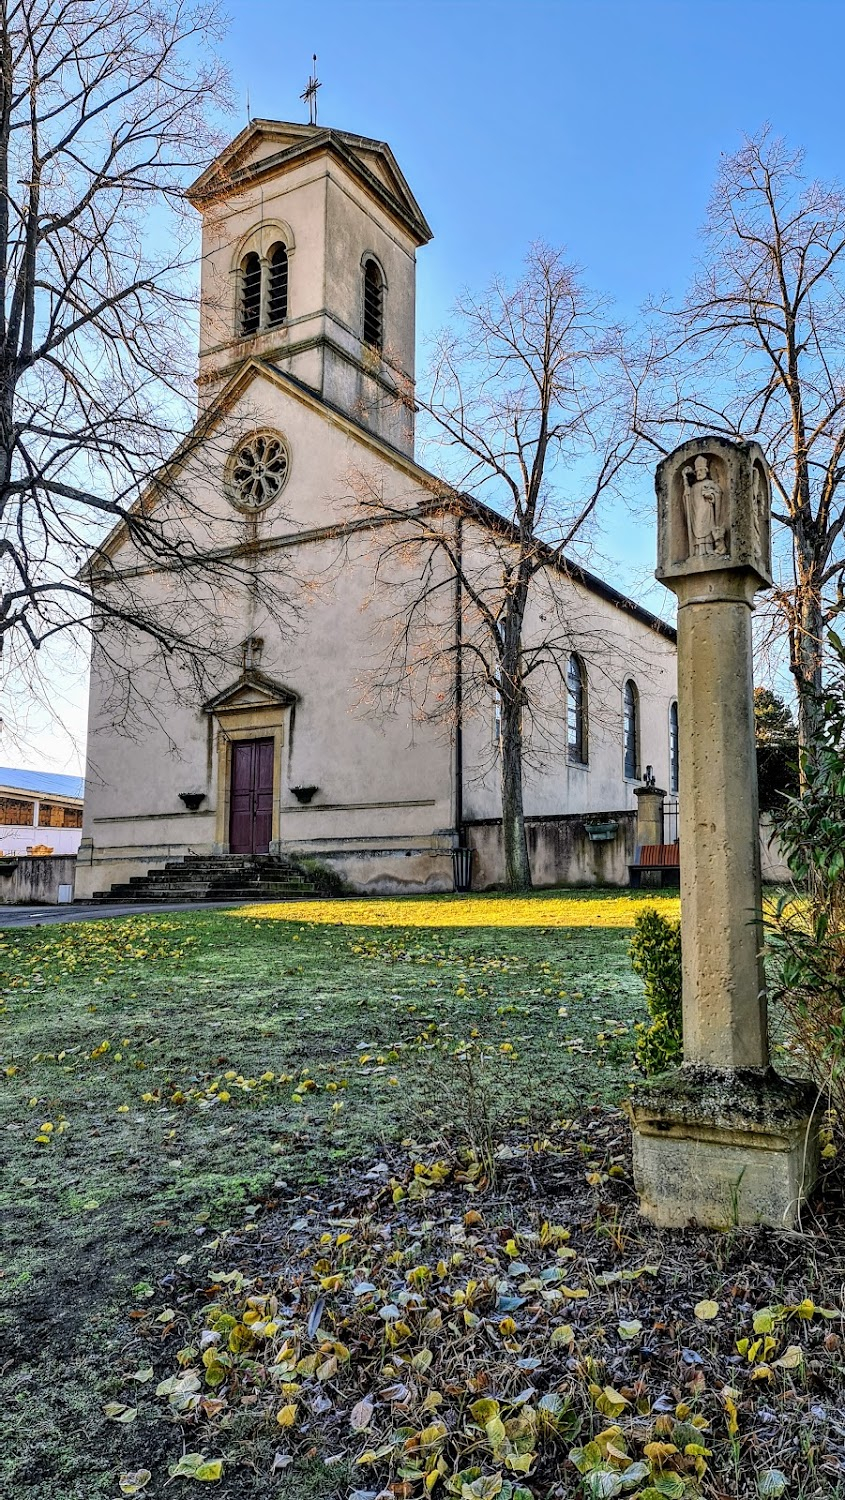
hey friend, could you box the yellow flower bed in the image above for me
[232,891,681,930]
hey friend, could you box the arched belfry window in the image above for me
[567,653,588,764]
[623,679,640,781]
[363,257,384,350]
[267,243,288,326]
[669,700,679,794]
[240,252,261,336]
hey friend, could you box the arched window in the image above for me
[363,257,384,350]
[623,679,639,781]
[240,252,261,336]
[669,700,679,794]
[567,653,588,764]
[267,243,288,326]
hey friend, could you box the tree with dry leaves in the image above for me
[0,0,275,730]
[627,128,845,772]
[352,244,635,891]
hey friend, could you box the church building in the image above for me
[75,120,678,899]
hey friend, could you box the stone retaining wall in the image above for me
[0,855,77,905]
[465,811,636,890]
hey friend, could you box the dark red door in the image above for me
[229,739,274,855]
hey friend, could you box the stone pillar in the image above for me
[634,782,666,888]
[634,784,665,848]
[628,435,818,1230]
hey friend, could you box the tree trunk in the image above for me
[792,584,825,787]
[500,691,532,891]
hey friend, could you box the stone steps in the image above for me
[90,854,318,904]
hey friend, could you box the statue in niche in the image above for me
[682,454,728,559]
[242,635,264,671]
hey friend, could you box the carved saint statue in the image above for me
[682,454,728,559]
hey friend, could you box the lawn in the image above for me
[2,889,844,1500]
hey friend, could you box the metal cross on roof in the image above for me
[301,55,321,126]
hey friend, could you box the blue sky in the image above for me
[21,0,845,771]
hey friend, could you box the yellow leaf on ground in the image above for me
[694,1299,720,1321]
[773,1344,803,1369]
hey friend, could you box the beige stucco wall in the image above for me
[77,414,456,898]
[456,521,678,823]
[195,146,417,454]
[78,365,680,898]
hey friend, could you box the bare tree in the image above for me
[0,0,275,720]
[628,128,845,770]
[352,244,635,891]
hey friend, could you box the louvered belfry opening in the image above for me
[363,258,383,350]
[240,252,261,335]
[268,243,288,325]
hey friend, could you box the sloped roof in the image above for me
[84,356,676,644]
[186,120,432,246]
[262,363,678,644]
[0,766,85,801]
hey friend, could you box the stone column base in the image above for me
[628,1066,819,1230]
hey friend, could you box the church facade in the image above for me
[75,120,678,899]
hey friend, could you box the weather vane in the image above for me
[301,55,321,127]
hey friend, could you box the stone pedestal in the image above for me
[634,785,665,846]
[629,435,818,1230]
[630,1067,818,1229]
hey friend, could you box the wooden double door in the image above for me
[229,738,274,855]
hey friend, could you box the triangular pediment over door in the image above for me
[202,670,298,716]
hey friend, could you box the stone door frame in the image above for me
[203,671,298,857]
[212,705,288,855]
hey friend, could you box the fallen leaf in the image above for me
[351,1397,374,1431]
[617,1319,642,1340]
[119,1473,152,1496]
[694,1299,719,1321]
[773,1344,803,1370]
[758,1470,789,1497]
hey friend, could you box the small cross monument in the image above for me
[629,435,819,1229]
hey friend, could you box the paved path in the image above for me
[0,900,251,928]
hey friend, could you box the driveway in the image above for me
[0,900,251,928]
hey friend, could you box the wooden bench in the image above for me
[629,842,680,888]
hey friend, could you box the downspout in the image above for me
[454,513,464,842]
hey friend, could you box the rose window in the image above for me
[227,431,290,510]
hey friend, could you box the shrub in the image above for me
[767,633,845,1123]
[629,906,683,1075]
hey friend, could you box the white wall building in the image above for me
[77,119,677,898]
[0,768,85,857]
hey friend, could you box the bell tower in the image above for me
[187,121,432,458]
